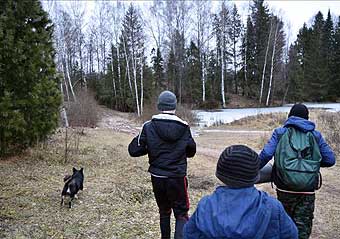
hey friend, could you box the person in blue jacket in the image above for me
[259,103,336,239]
[184,145,298,239]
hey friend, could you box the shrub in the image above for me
[66,90,99,128]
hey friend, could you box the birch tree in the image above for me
[121,4,145,116]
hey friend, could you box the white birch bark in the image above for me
[140,57,144,115]
[61,61,70,103]
[123,39,133,94]
[266,21,279,106]
[132,57,140,117]
[221,48,226,108]
[116,46,122,94]
[111,59,117,98]
[202,56,206,102]
[259,18,273,104]
[62,45,76,102]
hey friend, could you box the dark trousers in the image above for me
[277,191,315,239]
[151,176,190,239]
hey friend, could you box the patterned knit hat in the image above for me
[157,91,177,111]
[216,145,260,188]
[288,103,309,120]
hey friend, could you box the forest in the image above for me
[43,0,340,116]
[1,0,340,155]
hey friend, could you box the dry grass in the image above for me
[1,110,339,239]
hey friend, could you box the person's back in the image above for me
[184,145,298,239]
[259,104,336,239]
[128,91,196,239]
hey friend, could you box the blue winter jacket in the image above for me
[259,116,336,168]
[183,186,298,239]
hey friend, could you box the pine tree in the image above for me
[332,16,340,100]
[322,10,336,100]
[305,12,328,101]
[185,41,201,104]
[0,0,61,156]
[151,48,165,94]
[241,16,256,97]
[229,4,242,94]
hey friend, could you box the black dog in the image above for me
[61,167,84,208]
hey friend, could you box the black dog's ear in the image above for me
[80,168,83,172]
[73,167,77,173]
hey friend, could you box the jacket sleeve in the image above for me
[278,203,298,239]
[259,128,283,168]
[186,128,196,158]
[183,210,202,239]
[128,125,148,157]
[313,131,336,167]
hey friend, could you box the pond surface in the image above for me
[195,103,340,127]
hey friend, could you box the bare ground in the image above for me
[0,108,339,238]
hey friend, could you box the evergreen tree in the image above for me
[185,41,201,104]
[229,4,242,94]
[333,16,340,100]
[241,16,256,97]
[305,12,328,101]
[251,0,271,98]
[151,48,165,94]
[0,0,61,156]
[322,11,336,100]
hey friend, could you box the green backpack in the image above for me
[273,127,322,192]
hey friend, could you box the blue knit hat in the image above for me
[157,91,177,111]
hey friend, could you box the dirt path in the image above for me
[96,106,140,135]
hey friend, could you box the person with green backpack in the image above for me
[259,103,336,239]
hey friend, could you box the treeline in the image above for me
[287,11,340,102]
[45,0,340,116]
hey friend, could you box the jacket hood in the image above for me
[193,187,273,239]
[151,114,188,142]
[284,116,315,132]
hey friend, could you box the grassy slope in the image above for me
[1,111,339,238]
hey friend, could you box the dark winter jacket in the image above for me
[128,113,196,177]
[183,186,298,239]
[259,116,336,169]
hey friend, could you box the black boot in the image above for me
[174,218,187,239]
[160,216,171,239]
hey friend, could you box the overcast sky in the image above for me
[43,0,340,43]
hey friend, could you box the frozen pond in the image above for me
[195,103,340,127]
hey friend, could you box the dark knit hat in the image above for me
[288,103,309,120]
[216,145,260,188]
[157,91,177,111]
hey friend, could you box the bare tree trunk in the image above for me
[63,48,76,102]
[132,57,140,116]
[116,46,122,97]
[221,48,226,108]
[123,39,133,95]
[140,57,144,115]
[202,54,206,102]
[266,21,279,106]
[259,18,273,104]
[61,61,70,103]
[111,58,117,98]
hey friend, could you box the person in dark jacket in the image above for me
[184,145,298,239]
[128,90,196,239]
[259,103,336,239]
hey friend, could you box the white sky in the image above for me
[43,0,340,44]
